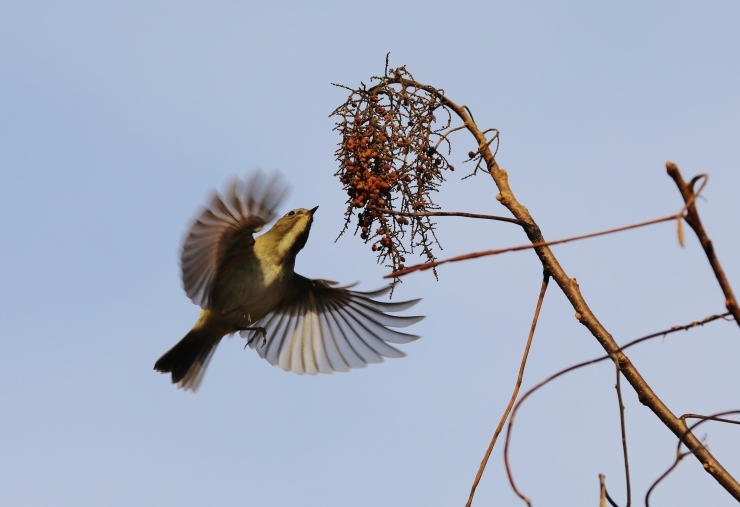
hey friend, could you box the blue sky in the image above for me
[2,1,739,506]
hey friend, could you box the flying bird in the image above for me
[154,171,424,390]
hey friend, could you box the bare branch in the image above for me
[465,274,549,507]
[378,76,740,498]
[666,162,740,328]
[333,66,740,501]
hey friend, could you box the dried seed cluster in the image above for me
[331,66,455,276]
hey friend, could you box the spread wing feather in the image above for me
[180,171,288,308]
[243,276,424,375]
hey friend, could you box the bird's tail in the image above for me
[154,313,224,391]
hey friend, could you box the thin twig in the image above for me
[682,414,740,427]
[387,214,679,278]
[644,451,689,507]
[606,488,620,507]
[666,162,740,328]
[465,273,549,507]
[434,124,467,151]
[614,364,631,507]
[645,410,740,506]
[367,206,527,226]
[503,312,732,506]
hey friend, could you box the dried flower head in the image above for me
[331,65,456,278]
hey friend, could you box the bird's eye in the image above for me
[287,210,295,216]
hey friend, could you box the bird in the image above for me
[154,171,424,391]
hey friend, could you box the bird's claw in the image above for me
[241,326,268,348]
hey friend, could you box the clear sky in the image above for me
[2,1,739,506]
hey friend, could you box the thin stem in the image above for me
[465,274,549,507]
[614,364,631,507]
[367,207,527,226]
[606,488,620,507]
[387,214,679,278]
[681,414,740,427]
[644,451,689,507]
[666,162,740,328]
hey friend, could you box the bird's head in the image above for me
[261,206,318,260]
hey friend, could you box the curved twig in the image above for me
[645,410,740,506]
[503,312,733,505]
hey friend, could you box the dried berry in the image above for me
[333,65,448,276]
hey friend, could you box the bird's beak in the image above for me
[309,206,319,216]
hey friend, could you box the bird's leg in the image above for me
[239,326,268,347]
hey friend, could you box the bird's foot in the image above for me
[240,326,268,348]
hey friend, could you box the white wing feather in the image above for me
[242,279,423,375]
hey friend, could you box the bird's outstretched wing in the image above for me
[180,171,288,308]
[242,275,424,375]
